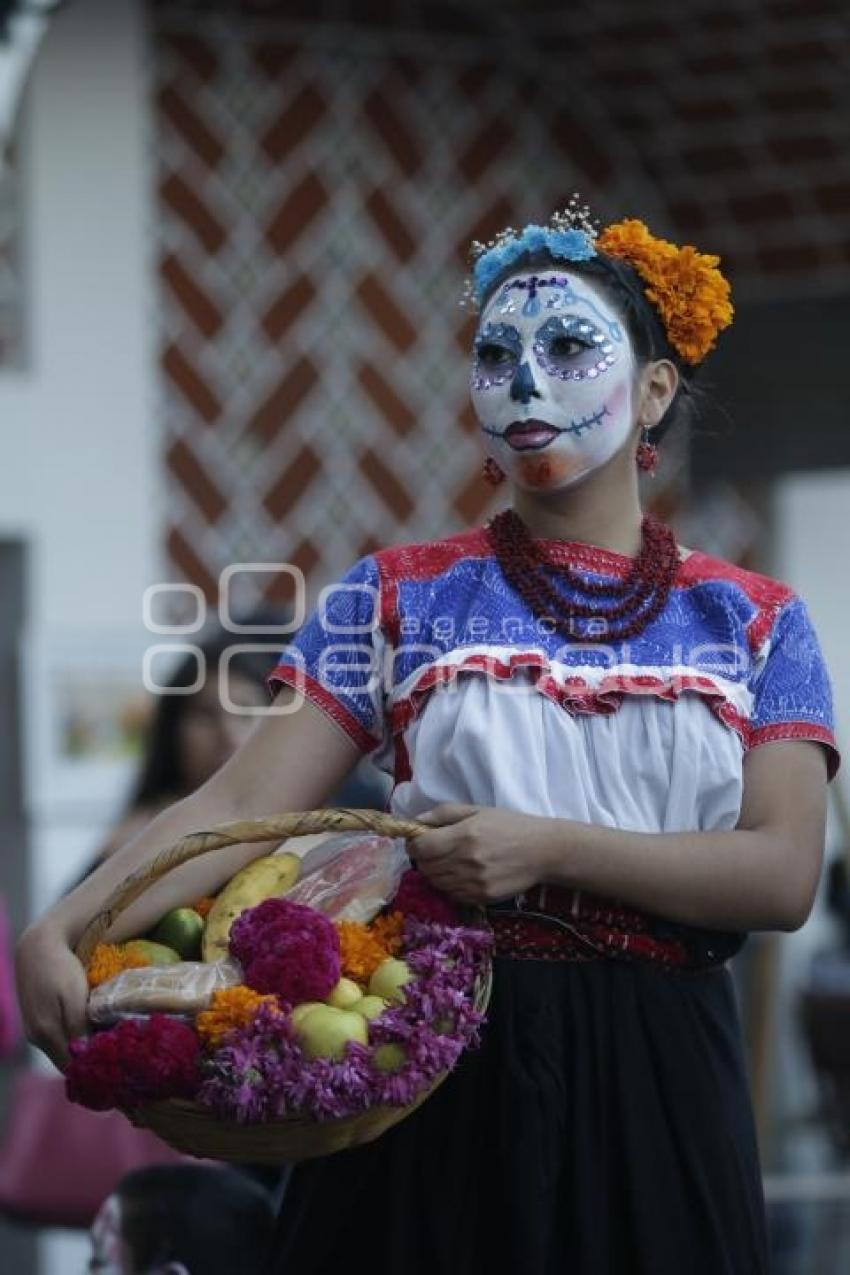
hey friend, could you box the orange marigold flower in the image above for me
[196,986,279,1050]
[85,942,150,989]
[597,219,733,365]
[336,920,391,983]
[369,911,404,956]
[190,896,216,920]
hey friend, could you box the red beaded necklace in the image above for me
[487,508,680,643]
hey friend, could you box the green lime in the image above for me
[124,938,182,965]
[146,908,205,961]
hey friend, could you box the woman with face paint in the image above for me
[17,208,836,1275]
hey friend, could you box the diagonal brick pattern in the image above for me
[149,0,850,612]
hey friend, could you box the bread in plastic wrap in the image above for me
[87,958,242,1025]
[285,833,410,923]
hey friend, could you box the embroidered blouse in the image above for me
[268,527,838,834]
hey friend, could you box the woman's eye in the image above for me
[549,335,585,359]
[477,343,514,366]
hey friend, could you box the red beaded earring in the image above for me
[636,428,659,476]
[483,457,506,486]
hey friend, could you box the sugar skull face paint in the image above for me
[471,269,636,491]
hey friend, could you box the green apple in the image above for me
[372,1042,407,1073]
[123,939,181,965]
[294,1004,369,1060]
[289,1002,326,1028]
[147,907,204,960]
[368,957,412,1005]
[349,994,389,1022]
[325,977,364,1010]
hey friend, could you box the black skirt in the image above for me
[268,956,770,1275]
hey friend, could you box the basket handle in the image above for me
[75,808,428,966]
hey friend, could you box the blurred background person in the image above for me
[87,1164,274,1275]
[88,626,388,873]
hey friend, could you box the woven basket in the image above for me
[74,809,493,1164]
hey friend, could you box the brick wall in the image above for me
[150,0,849,604]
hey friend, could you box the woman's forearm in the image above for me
[537,820,816,933]
[32,786,282,948]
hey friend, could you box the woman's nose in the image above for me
[509,361,541,404]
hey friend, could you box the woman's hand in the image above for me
[15,921,90,1069]
[409,803,553,904]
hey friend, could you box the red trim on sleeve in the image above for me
[747,721,840,779]
[266,666,378,754]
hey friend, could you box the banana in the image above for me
[202,851,300,962]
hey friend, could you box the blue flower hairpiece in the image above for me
[464,198,601,310]
[471,226,596,307]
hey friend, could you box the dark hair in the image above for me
[117,1164,274,1275]
[130,614,286,810]
[479,248,701,443]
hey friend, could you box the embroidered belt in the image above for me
[487,884,744,971]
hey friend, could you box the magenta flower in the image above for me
[229,897,341,1002]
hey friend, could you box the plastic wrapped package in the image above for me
[285,833,410,923]
[87,958,242,1025]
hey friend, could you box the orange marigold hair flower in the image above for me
[596,219,733,365]
[196,986,279,1050]
[85,942,150,989]
[369,910,405,956]
[335,920,392,983]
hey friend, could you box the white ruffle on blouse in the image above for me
[389,674,745,834]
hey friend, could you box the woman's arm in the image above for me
[46,688,363,945]
[17,688,362,1064]
[411,740,829,933]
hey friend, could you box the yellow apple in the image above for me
[325,977,363,1010]
[368,958,412,1005]
[123,939,181,966]
[372,1042,407,1073]
[349,994,389,1022]
[294,1004,369,1060]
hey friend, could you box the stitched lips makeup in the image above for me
[470,268,636,491]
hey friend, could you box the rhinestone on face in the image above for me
[596,360,607,371]
[473,370,511,390]
[587,368,598,378]
[605,355,615,366]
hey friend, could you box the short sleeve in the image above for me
[748,596,839,779]
[267,555,386,754]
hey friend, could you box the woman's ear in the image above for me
[636,359,679,431]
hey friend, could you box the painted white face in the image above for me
[471,268,637,491]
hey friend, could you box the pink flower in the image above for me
[392,870,463,926]
[65,1014,200,1111]
[229,897,341,1002]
